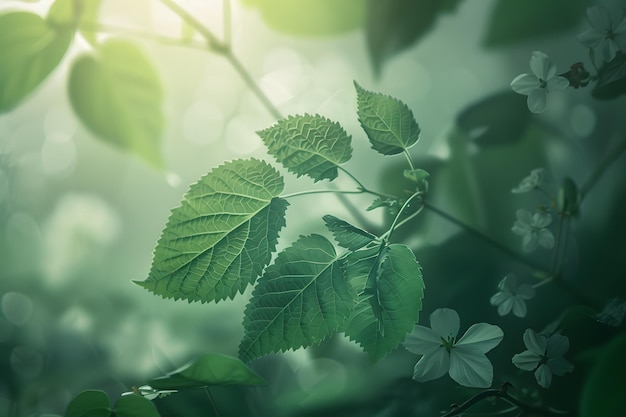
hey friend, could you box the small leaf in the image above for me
[323,214,377,251]
[403,169,429,183]
[78,0,103,47]
[355,82,420,155]
[0,12,73,112]
[366,197,402,215]
[557,177,579,216]
[344,244,424,360]
[68,39,165,168]
[113,394,160,417]
[65,390,111,417]
[136,158,288,304]
[148,353,265,390]
[47,0,80,28]
[239,234,356,362]
[258,114,352,182]
[592,52,626,100]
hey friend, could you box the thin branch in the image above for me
[160,0,221,47]
[403,149,415,171]
[223,0,232,47]
[281,189,365,199]
[204,387,220,417]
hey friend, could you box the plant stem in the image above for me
[386,193,422,241]
[550,214,565,277]
[281,189,365,199]
[204,387,220,417]
[160,0,221,46]
[580,138,626,201]
[403,149,415,171]
[337,166,398,199]
[223,0,231,47]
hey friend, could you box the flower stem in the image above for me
[385,193,423,241]
[204,387,220,417]
[580,139,626,202]
[403,149,415,171]
[281,189,365,199]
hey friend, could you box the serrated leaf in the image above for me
[366,197,402,215]
[136,158,288,304]
[323,214,377,250]
[258,114,352,182]
[355,82,420,155]
[592,52,626,100]
[113,395,160,417]
[65,390,111,417]
[0,12,73,112]
[148,353,265,390]
[344,244,424,360]
[68,39,165,168]
[239,234,356,362]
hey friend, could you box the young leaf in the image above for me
[113,394,160,417]
[136,158,288,304]
[148,353,266,390]
[344,244,424,360]
[65,390,111,417]
[68,39,165,168]
[0,12,73,112]
[355,82,420,155]
[323,214,377,250]
[239,234,356,362]
[258,114,352,182]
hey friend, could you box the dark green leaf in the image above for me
[323,214,377,250]
[558,177,579,216]
[355,82,420,155]
[258,114,352,182]
[136,158,288,304]
[239,234,356,362]
[65,390,111,417]
[68,39,165,168]
[148,353,265,390]
[366,197,402,216]
[592,52,626,100]
[113,394,160,417]
[0,12,73,112]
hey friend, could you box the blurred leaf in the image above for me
[580,333,626,417]
[65,390,111,417]
[0,12,73,112]
[48,0,103,46]
[240,0,365,36]
[79,0,103,46]
[456,91,530,147]
[344,244,424,360]
[149,353,265,389]
[240,234,356,362]
[136,158,288,303]
[258,114,352,182]
[68,39,165,168]
[114,394,160,417]
[592,52,626,100]
[323,214,377,251]
[365,0,462,75]
[483,0,587,47]
[355,82,421,155]
[557,177,580,216]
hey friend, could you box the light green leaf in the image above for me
[355,82,420,155]
[136,158,288,304]
[258,114,352,182]
[323,214,377,251]
[148,353,265,390]
[344,244,424,360]
[113,395,160,417]
[68,39,164,168]
[65,390,111,417]
[239,234,356,362]
[0,12,73,112]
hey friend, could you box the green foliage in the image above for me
[0,12,73,112]
[592,52,626,100]
[323,214,377,251]
[239,234,356,362]
[68,39,165,168]
[65,390,160,417]
[136,158,288,304]
[258,114,353,182]
[483,0,588,47]
[148,353,265,390]
[558,177,580,216]
[355,82,420,155]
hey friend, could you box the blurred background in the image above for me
[1,0,625,416]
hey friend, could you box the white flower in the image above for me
[403,308,504,388]
[122,385,177,400]
[511,209,555,252]
[511,51,569,113]
[512,329,574,388]
[490,274,536,318]
[512,168,545,194]
[578,5,626,62]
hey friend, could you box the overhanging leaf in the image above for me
[68,39,165,168]
[0,12,73,112]
[136,158,288,304]
[258,114,352,182]
[65,390,110,417]
[148,353,265,390]
[113,395,160,417]
[323,214,377,251]
[239,234,356,362]
[592,52,626,100]
[344,244,424,360]
[355,82,420,155]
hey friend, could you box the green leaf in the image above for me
[148,353,265,390]
[592,52,626,100]
[0,12,73,112]
[239,234,356,362]
[366,197,402,216]
[65,390,111,417]
[355,82,420,155]
[113,395,160,417]
[258,114,352,182]
[78,0,103,47]
[68,39,165,168]
[136,158,288,304]
[323,214,377,251]
[483,0,587,47]
[344,244,424,360]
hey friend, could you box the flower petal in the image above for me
[404,325,444,355]
[547,76,569,92]
[430,308,460,340]
[456,323,504,353]
[527,88,547,113]
[577,29,605,48]
[522,231,538,252]
[547,357,574,376]
[586,6,610,31]
[535,364,553,388]
[511,74,539,95]
[490,291,509,306]
[512,350,541,371]
[533,211,552,228]
[449,347,494,388]
[523,329,547,355]
[546,333,569,358]
[516,284,536,300]
[499,274,517,292]
[530,51,555,80]
[497,298,514,316]
[537,229,555,249]
[412,347,450,383]
[517,209,533,225]
[511,298,528,318]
